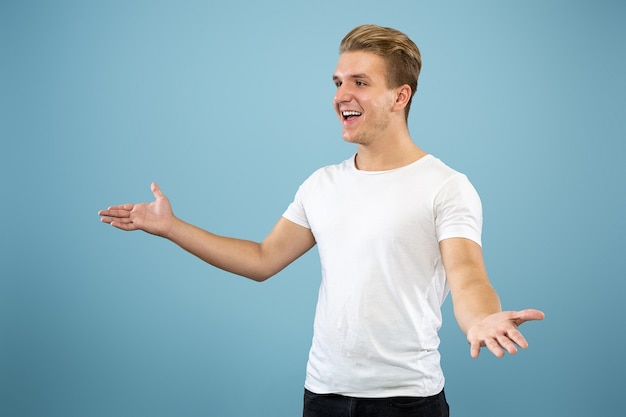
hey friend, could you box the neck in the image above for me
[354,133,426,171]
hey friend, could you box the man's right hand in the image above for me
[98,182,174,238]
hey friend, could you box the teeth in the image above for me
[342,111,362,117]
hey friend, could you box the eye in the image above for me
[355,80,366,86]
[334,81,342,88]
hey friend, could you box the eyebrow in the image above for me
[333,73,372,82]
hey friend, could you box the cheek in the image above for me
[369,91,395,110]
[383,91,398,109]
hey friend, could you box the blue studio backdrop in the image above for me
[2,1,625,416]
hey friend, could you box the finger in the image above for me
[470,340,482,359]
[109,219,138,231]
[99,211,129,219]
[98,205,133,217]
[506,327,529,350]
[100,208,134,219]
[101,215,131,225]
[151,182,164,199]
[496,334,519,355]
[485,338,505,358]
[514,309,545,325]
[107,204,134,211]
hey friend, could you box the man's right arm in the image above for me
[98,182,316,281]
[167,215,315,281]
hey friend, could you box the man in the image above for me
[99,24,544,417]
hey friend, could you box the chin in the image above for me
[342,133,367,145]
[341,130,359,143]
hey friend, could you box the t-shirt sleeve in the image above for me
[434,174,483,246]
[282,179,312,229]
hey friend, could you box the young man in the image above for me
[99,24,544,417]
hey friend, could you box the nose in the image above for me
[334,83,352,104]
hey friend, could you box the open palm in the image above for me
[98,182,174,237]
[467,309,545,358]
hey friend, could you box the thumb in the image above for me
[151,181,165,199]
[514,308,545,325]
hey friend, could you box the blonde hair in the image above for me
[339,24,422,121]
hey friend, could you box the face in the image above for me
[333,51,398,145]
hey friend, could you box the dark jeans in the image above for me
[303,388,449,417]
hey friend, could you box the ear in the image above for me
[392,84,412,112]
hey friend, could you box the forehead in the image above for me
[333,51,388,80]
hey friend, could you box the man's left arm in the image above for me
[440,237,545,358]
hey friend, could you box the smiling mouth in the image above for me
[342,110,362,120]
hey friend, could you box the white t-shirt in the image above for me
[282,154,482,398]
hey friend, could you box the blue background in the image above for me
[2,1,625,416]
